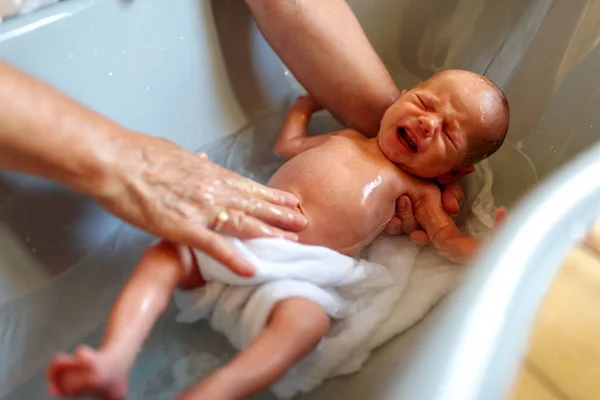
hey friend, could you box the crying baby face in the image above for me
[377,69,510,182]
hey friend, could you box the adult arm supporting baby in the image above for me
[0,60,307,276]
[246,0,400,138]
[246,1,465,227]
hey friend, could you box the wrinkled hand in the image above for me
[97,133,308,276]
[385,182,464,237]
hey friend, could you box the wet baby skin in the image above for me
[46,69,509,400]
[270,70,509,261]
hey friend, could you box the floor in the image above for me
[509,221,600,400]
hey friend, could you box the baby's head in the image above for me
[377,69,509,183]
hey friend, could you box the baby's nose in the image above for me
[418,115,440,138]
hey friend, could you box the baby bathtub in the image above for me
[1,0,600,398]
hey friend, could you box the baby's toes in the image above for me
[48,353,75,374]
[74,346,97,366]
[47,354,76,392]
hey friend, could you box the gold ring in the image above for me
[212,210,230,232]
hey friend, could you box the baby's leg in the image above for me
[179,297,330,400]
[47,241,203,399]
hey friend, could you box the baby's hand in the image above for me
[409,206,508,247]
[442,207,508,262]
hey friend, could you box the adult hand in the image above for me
[0,60,306,278]
[385,182,464,239]
[96,133,308,277]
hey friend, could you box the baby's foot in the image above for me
[47,346,128,400]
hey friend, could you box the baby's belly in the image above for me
[297,207,389,256]
[275,185,394,256]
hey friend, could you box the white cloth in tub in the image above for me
[173,237,412,399]
[172,159,498,398]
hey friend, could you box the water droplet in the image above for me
[25,237,31,243]
[180,36,184,41]
[146,86,151,91]
[144,44,150,49]
[198,130,202,135]
[184,119,189,123]
[284,70,290,76]
[591,124,595,128]
[31,247,36,253]
[68,53,74,59]
[152,35,156,40]
[122,50,127,55]
[108,71,113,77]
[161,46,165,51]
[93,48,98,53]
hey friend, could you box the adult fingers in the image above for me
[252,183,302,208]
[396,196,419,234]
[214,209,299,241]
[385,216,404,235]
[228,196,308,232]
[409,230,431,246]
[441,183,464,216]
[181,226,256,277]
[221,170,301,208]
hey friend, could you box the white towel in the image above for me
[173,160,497,399]
[172,238,406,386]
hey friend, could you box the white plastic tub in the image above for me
[1,0,599,398]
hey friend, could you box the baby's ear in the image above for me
[437,166,475,185]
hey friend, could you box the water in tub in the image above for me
[1,108,537,400]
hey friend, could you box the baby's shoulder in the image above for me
[330,129,366,141]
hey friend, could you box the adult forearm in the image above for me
[0,62,309,275]
[246,0,400,137]
[0,60,127,197]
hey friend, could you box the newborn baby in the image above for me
[47,69,509,400]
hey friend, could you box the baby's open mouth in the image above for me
[397,127,418,153]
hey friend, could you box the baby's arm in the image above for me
[412,186,480,263]
[274,95,361,159]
